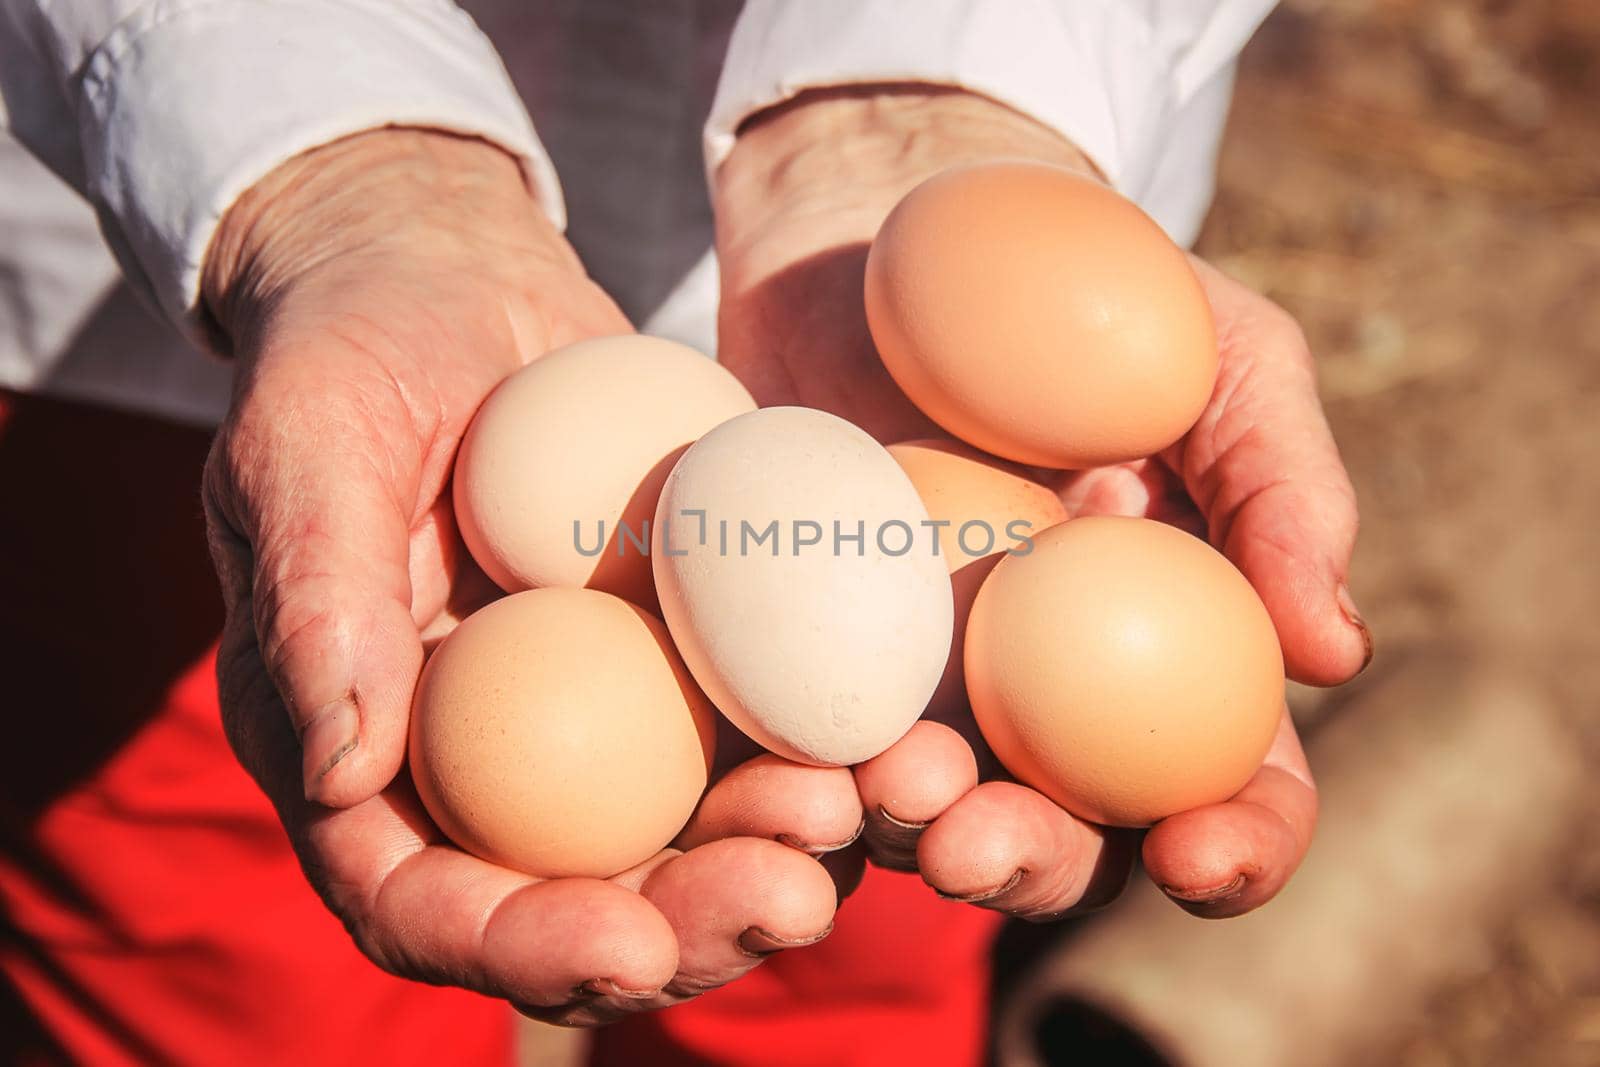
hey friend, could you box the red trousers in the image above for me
[0,390,998,1066]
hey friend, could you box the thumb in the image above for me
[206,351,425,807]
[1174,261,1372,687]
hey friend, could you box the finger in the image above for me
[853,722,978,870]
[1143,708,1318,918]
[207,353,427,807]
[818,840,869,902]
[1052,460,1159,519]
[301,774,674,992]
[675,754,863,855]
[223,615,684,1029]
[917,782,1136,922]
[1171,259,1370,687]
[408,496,499,646]
[1050,461,1207,536]
[605,849,683,894]
[641,837,838,1000]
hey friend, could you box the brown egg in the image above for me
[887,439,1067,724]
[409,587,717,878]
[452,335,755,608]
[965,517,1283,827]
[865,162,1217,469]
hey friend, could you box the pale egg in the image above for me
[452,335,756,607]
[653,407,953,766]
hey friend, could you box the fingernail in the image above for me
[301,697,359,797]
[1162,873,1247,905]
[877,805,931,831]
[736,922,833,958]
[1335,583,1375,673]
[777,816,865,856]
[579,978,659,1000]
[936,867,1025,904]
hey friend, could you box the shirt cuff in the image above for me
[705,0,1267,208]
[76,0,561,342]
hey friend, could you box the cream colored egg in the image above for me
[865,162,1217,469]
[965,517,1283,827]
[409,587,717,879]
[652,407,953,766]
[453,335,756,606]
[887,439,1068,724]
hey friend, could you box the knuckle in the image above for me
[253,566,346,666]
[213,620,295,784]
[252,608,351,728]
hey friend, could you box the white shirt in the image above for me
[0,0,1274,426]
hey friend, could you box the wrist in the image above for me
[201,128,558,353]
[715,85,1098,281]
[735,85,1094,173]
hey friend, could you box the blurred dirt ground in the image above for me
[1195,0,1600,1063]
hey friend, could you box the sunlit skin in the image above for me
[202,129,862,1026]
[201,81,1371,1030]
[714,86,1370,922]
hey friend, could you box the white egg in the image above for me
[652,407,953,766]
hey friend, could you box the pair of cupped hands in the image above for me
[201,87,1369,1027]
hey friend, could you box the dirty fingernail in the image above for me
[1162,873,1248,905]
[581,978,659,1000]
[301,697,359,797]
[1335,583,1374,672]
[936,867,1025,904]
[737,923,834,958]
[777,816,865,856]
[877,805,932,832]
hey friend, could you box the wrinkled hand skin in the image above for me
[715,87,1373,923]
[201,129,862,1025]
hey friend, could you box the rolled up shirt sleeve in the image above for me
[0,0,562,340]
[705,0,1277,244]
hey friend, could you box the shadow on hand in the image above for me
[717,241,941,446]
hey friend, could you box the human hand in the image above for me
[201,129,861,1024]
[713,88,1371,921]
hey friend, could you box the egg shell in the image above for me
[887,439,1067,725]
[408,587,717,879]
[964,516,1283,827]
[652,407,954,767]
[452,334,756,606]
[865,162,1217,469]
